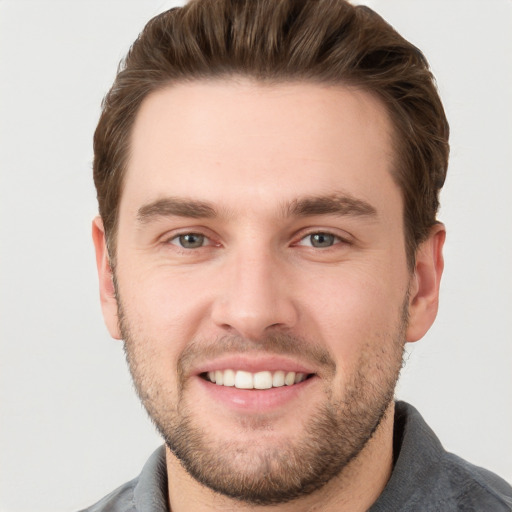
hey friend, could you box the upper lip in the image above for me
[193,354,318,376]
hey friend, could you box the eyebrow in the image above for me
[284,194,377,218]
[137,197,217,223]
[136,193,377,224]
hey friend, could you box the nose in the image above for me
[211,247,299,340]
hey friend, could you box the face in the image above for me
[94,80,442,505]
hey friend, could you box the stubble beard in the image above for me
[119,298,407,506]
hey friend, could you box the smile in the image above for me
[203,369,312,389]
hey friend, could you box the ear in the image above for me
[406,223,446,342]
[92,216,122,340]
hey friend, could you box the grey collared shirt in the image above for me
[80,402,512,511]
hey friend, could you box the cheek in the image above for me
[300,267,407,369]
[120,266,213,339]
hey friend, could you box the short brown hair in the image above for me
[93,0,449,268]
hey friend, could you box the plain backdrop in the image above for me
[0,1,511,511]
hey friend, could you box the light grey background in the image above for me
[1,1,511,511]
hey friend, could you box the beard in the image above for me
[119,296,407,506]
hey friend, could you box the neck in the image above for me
[166,401,396,512]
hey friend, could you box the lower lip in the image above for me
[195,375,317,412]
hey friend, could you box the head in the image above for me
[92,0,448,506]
[94,0,449,270]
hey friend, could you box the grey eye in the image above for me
[309,233,336,248]
[175,233,205,249]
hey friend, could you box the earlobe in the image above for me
[92,216,122,340]
[406,223,446,342]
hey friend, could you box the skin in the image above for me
[93,79,445,511]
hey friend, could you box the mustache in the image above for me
[177,332,337,381]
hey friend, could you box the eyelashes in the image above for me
[295,232,344,248]
[165,230,350,251]
[169,233,210,249]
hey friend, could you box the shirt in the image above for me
[80,401,512,511]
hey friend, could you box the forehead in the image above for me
[122,79,399,220]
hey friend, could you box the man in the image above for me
[85,0,512,510]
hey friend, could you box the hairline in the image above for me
[104,75,416,271]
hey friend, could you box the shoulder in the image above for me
[438,451,512,510]
[402,401,512,510]
[77,477,137,512]
[77,446,168,512]
[371,402,512,512]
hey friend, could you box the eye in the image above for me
[169,233,208,249]
[297,232,340,248]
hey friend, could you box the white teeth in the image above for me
[285,372,296,386]
[223,369,236,387]
[235,370,253,389]
[253,371,273,390]
[206,369,309,389]
[272,370,285,387]
[294,372,305,384]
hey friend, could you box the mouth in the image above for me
[200,369,315,389]
[193,357,320,411]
